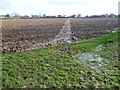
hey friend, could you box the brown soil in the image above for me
[70,18,118,40]
[2,19,67,53]
[2,18,118,53]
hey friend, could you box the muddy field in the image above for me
[2,18,118,53]
[70,18,118,40]
[2,19,67,53]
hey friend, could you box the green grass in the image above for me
[2,30,120,88]
[0,19,15,21]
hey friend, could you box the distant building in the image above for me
[0,15,12,19]
[43,14,46,18]
[0,15,5,19]
[0,15,10,19]
[13,16,21,19]
[21,15,30,19]
[57,15,66,18]
[31,15,40,19]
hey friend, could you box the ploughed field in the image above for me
[2,18,118,53]
[70,18,118,40]
[2,19,67,53]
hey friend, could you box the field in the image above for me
[2,18,118,53]
[2,19,67,53]
[1,18,119,88]
[70,18,118,40]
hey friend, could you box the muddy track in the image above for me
[27,19,79,51]
[51,18,72,44]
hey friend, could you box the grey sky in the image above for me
[0,0,119,16]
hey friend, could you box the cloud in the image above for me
[0,0,119,16]
[0,0,12,11]
[45,0,89,5]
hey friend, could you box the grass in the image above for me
[2,30,120,88]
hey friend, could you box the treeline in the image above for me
[0,14,81,19]
[0,13,118,19]
[85,14,118,18]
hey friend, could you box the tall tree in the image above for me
[77,14,81,18]
[5,14,10,18]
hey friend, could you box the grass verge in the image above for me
[2,30,120,88]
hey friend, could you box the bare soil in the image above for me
[70,18,118,40]
[2,18,118,53]
[2,19,67,53]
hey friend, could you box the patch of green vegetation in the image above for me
[2,30,120,88]
[1,19,15,21]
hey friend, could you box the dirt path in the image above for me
[51,18,72,44]
[28,18,78,50]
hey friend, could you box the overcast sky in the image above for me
[0,0,119,16]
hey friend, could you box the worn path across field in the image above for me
[51,18,72,44]
[28,18,78,50]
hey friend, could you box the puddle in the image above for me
[75,45,107,73]
[77,52,103,62]
[95,45,103,51]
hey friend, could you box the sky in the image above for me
[0,0,119,16]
